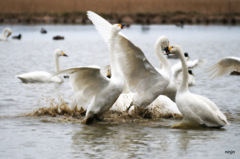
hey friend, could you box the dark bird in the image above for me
[41,28,47,34]
[53,35,64,40]
[12,34,22,40]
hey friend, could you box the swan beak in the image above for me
[163,46,170,55]
[118,24,126,29]
[62,51,68,57]
[107,70,111,78]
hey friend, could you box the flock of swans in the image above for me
[2,11,239,128]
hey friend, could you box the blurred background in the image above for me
[1,0,240,25]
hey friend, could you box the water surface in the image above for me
[0,24,239,159]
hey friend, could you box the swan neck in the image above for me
[109,30,122,79]
[155,43,171,74]
[2,29,7,40]
[55,54,60,72]
[178,49,189,92]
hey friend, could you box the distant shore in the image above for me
[1,12,239,25]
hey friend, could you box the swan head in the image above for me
[168,45,183,56]
[107,69,111,78]
[156,36,169,54]
[112,24,125,34]
[55,49,68,57]
[188,70,194,76]
[184,52,190,61]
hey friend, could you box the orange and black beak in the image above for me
[118,24,126,29]
[164,46,170,55]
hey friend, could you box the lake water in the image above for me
[0,24,240,159]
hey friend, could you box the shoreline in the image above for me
[1,13,239,25]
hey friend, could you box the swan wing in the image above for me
[186,59,206,69]
[180,93,227,127]
[54,66,110,107]
[208,56,240,78]
[87,11,112,47]
[171,59,206,77]
[195,94,227,125]
[115,35,165,92]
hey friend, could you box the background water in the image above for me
[0,24,239,159]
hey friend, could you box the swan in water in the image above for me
[0,28,12,41]
[17,49,68,83]
[90,13,171,109]
[167,45,227,128]
[54,11,125,124]
[155,36,206,101]
[208,56,240,78]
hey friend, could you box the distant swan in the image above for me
[17,49,68,83]
[208,56,240,78]
[0,28,12,41]
[54,11,125,124]
[168,45,227,128]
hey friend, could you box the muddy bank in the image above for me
[1,12,240,25]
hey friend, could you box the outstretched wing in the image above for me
[171,59,206,79]
[87,11,112,48]
[208,56,240,78]
[87,11,165,94]
[54,66,109,107]
[114,35,165,92]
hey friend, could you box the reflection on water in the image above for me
[0,24,240,159]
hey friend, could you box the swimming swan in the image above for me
[54,11,125,124]
[208,56,240,78]
[168,45,227,128]
[17,49,68,83]
[0,28,12,41]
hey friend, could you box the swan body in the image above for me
[17,49,68,83]
[54,11,125,124]
[147,95,182,118]
[208,56,240,78]
[0,28,12,41]
[168,45,227,128]
[111,93,182,118]
[110,93,135,112]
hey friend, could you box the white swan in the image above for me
[208,56,240,78]
[155,36,206,101]
[17,49,68,83]
[90,14,171,109]
[54,11,125,124]
[168,45,227,128]
[0,28,12,41]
